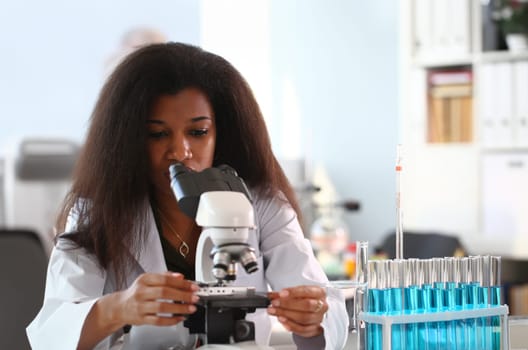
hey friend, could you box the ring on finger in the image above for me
[314,299,324,313]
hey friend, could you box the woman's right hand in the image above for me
[116,272,200,326]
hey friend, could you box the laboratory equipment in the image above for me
[357,255,510,350]
[352,144,510,349]
[309,199,361,276]
[2,137,79,254]
[169,163,271,348]
[395,144,403,260]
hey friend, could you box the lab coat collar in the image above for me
[135,204,167,274]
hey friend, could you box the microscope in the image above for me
[169,163,273,348]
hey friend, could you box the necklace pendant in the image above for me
[179,242,190,258]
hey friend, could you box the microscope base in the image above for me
[185,292,270,344]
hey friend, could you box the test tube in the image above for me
[356,242,368,282]
[490,256,502,306]
[421,259,437,350]
[490,256,502,349]
[367,260,382,350]
[470,256,486,349]
[404,259,419,350]
[463,257,478,349]
[431,258,444,289]
[468,256,482,306]
[443,258,457,349]
[457,257,470,305]
[480,255,491,306]
[479,255,492,349]
[395,144,403,260]
[435,258,449,350]
[444,257,457,297]
[455,257,469,350]
[389,260,404,349]
[353,242,368,334]
[415,259,429,349]
[380,260,393,349]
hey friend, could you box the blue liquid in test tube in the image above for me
[455,257,469,350]
[404,259,420,350]
[388,260,404,350]
[480,255,492,349]
[469,256,486,349]
[367,260,390,350]
[462,256,479,350]
[422,259,436,350]
[367,260,381,350]
[443,257,457,350]
[432,258,446,350]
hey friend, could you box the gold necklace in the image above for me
[157,210,191,259]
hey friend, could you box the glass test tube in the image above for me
[480,255,491,307]
[416,259,429,350]
[470,256,486,349]
[433,258,448,350]
[443,258,457,349]
[356,242,369,284]
[404,259,420,350]
[421,259,437,350]
[389,260,404,350]
[479,255,492,349]
[367,260,382,350]
[455,257,469,350]
[490,256,501,350]
[354,242,368,334]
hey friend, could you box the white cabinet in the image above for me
[400,0,528,256]
[481,153,528,240]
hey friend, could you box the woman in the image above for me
[27,42,348,349]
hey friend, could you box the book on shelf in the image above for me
[509,283,528,315]
[427,69,473,143]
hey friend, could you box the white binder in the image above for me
[495,62,514,149]
[513,61,528,148]
[479,63,496,148]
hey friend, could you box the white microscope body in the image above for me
[195,191,257,284]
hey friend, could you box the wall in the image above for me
[268,0,400,245]
[0,0,201,145]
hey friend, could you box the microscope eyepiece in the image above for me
[169,163,190,178]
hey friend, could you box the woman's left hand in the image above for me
[267,285,327,338]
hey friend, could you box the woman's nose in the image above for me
[167,137,192,161]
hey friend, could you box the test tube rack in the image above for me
[358,305,509,350]
[354,256,508,350]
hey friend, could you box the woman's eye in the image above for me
[190,129,208,137]
[148,131,169,139]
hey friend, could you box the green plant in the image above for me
[493,0,528,34]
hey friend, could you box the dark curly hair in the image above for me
[56,42,300,286]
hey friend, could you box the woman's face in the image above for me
[147,88,216,197]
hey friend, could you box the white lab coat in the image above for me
[27,192,349,349]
